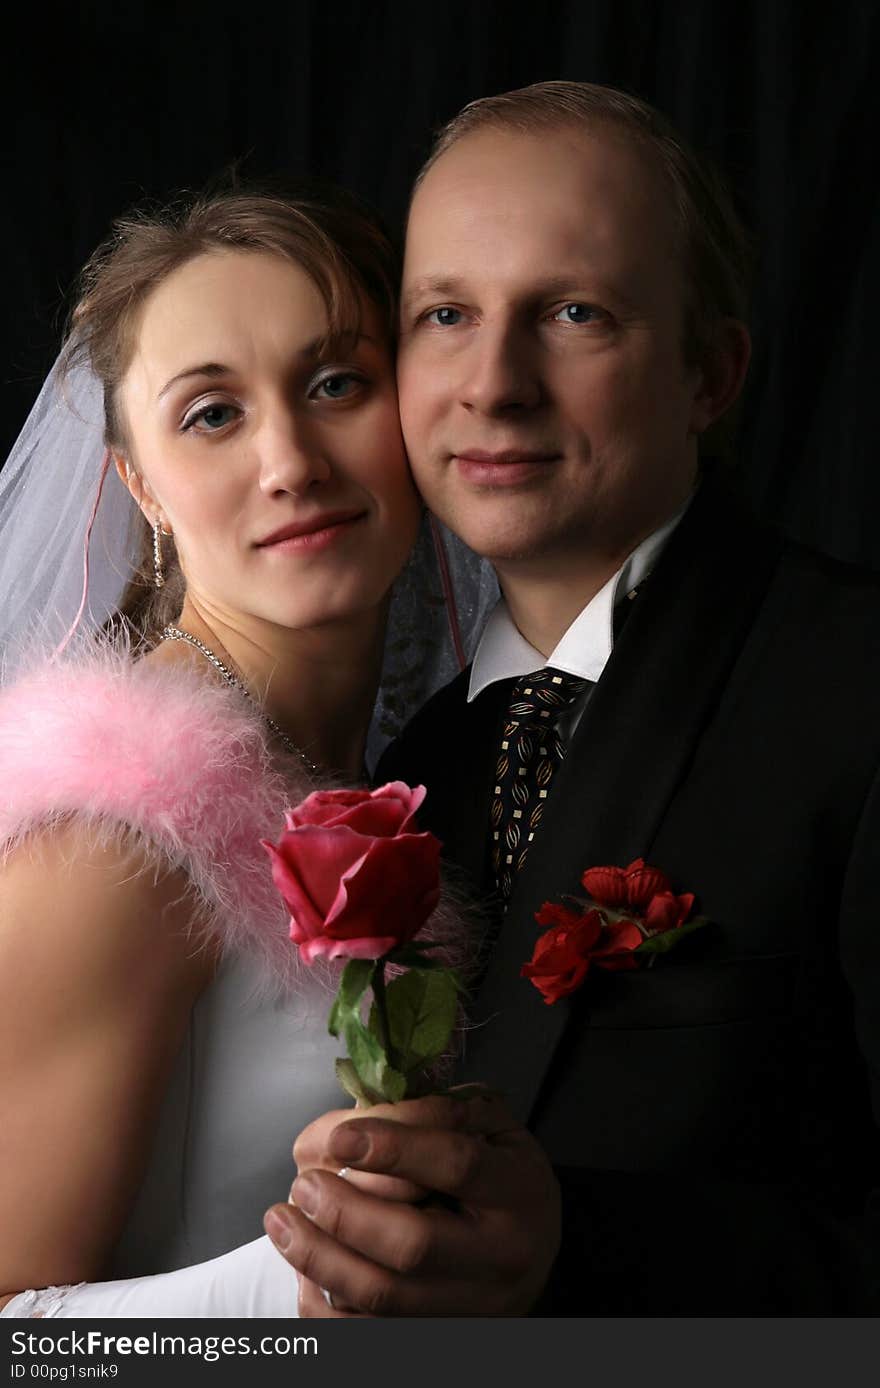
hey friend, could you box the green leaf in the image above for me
[327,958,375,1038]
[373,968,459,1071]
[343,1014,407,1105]
[334,1058,381,1107]
[377,1064,407,1103]
[634,915,709,956]
[344,1012,385,1078]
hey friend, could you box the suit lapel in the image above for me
[456,480,783,1123]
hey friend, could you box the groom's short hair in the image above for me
[415,81,752,367]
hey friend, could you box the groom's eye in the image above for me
[424,307,463,327]
[551,303,605,325]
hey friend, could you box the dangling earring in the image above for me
[153,519,170,589]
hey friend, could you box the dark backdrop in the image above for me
[5,0,879,567]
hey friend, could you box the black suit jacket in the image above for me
[376,477,880,1314]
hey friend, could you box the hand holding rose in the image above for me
[264,1092,562,1317]
[261,780,561,1316]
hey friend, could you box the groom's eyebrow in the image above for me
[401,276,466,312]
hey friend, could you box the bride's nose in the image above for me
[256,409,332,495]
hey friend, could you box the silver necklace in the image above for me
[160,624,320,775]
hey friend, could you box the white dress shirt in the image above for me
[467,500,690,739]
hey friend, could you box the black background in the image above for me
[5,0,879,567]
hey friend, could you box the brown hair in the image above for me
[415,80,753,367]
[60,183,400,640]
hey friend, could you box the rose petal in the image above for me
[644,891,695,933]
[581,865,629,907]
[369,781,428,834]
[590,916,644,972]
[261,838,329,936]
[321,797,411,838]
[595,917,644,955]
[535,900,589,933]
[299,934,399,964]
[285,788,374,830]
[521,908,606,1004]
[623,859,673,908]
[265,826,371,937]
[327,831,441,941]
[521,955,591,1004]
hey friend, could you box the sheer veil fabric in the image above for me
[0,356,498,759]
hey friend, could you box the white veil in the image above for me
[0,359,136,674]
[0,355,498,761]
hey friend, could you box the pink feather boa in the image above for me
[0,642,473,1000]
[0,643,317,995]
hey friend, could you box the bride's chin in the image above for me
[260,598,390,641]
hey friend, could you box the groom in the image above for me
[265,82,880,1314]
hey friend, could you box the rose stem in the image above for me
[371,961,398,1072]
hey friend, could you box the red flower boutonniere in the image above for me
[522,858,708,1005]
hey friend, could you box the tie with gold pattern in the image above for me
[490,667,590,901]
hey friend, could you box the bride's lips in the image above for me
[255,509,367,552]
[453,449,562,485]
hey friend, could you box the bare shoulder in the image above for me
[0,821,216,1294]
[0,818,216,1003]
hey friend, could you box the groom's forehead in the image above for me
[402,125,679,296]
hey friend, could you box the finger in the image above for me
[294,1100,459,1203]
[293,1106,359,1169]
[294,1095,465,1166]
[266,1200,412,1316]
[290,1164,425,1205]
[290,1168,470,1275]
[326,1116,533,1205]
[265,1202,495,1317]
[446,1088,521,1138]
[297,1276,368,1319]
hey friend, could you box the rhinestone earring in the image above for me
[153,519,169,589]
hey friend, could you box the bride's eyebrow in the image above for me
[156,339,333,401]
[157,362,232,401]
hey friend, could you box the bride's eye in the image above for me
[309,371,365,401]
[183,402,239,432]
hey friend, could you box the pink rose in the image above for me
[262,782,441,964]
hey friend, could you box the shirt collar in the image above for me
[467,498,690,702]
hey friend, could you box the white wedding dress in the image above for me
[7,952,343,1318]
[109,950,342,1280]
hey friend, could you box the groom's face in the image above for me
[398,125,709,570]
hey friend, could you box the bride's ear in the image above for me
[114,454,161,526]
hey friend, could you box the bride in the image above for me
[0,186,492,1317]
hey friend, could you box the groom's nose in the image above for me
[459,319,544,417]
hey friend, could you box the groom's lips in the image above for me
[453,449,562,486]
[255,509,367,551]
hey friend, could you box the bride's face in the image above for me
[117,249,419,634]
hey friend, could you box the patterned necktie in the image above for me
[490,666,590,900]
